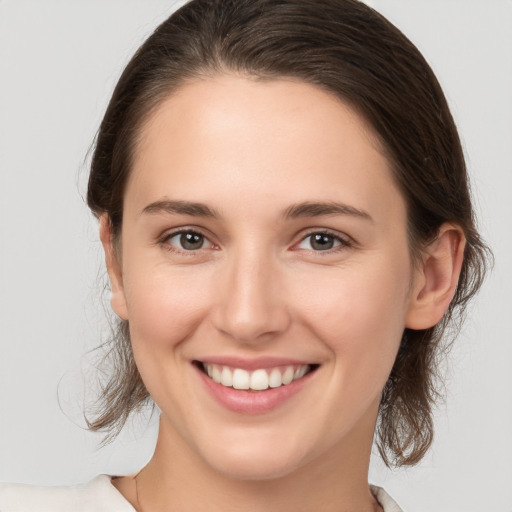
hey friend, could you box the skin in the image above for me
[102,75,465,512]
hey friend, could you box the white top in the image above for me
[0,475,404,512]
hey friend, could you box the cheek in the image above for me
[121,263,215,413]
[293,256,411,379]
[122,263,212,354]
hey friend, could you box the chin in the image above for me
[196,430,309,481]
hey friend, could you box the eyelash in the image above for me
[159,229,216,255]
[294,229,353,253]
[158,228,353,255]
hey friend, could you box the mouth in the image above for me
[194,361,319,391]
[193,359,320,414]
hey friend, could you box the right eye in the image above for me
[165,230,211,251]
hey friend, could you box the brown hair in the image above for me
[87,0,490,467]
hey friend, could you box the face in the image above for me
[107,75,424,480]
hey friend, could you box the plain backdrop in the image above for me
[0,1,511,511]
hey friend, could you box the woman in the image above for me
[0,0,490,511]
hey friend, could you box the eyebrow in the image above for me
[141,199,372,222]
[141,200,220,218]
[282,201,373,222]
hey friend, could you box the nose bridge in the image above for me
[213,241,289,343]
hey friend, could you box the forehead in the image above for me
[126,75,404,223]
[135,74,384,166]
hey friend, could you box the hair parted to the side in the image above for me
[86,0,491,467]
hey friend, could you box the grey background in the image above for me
[1,1,511,511]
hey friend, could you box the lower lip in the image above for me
[195,365,314,415]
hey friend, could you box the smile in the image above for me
[201,363,312,391]
[194,359,319,414]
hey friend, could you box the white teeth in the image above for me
[294,366,308,379]
[232,368,250,390]
[212,366,221,384]
[269,368,282,388]
[221,366,233,387]
[282,366,294,385]
[203,363,311,391]
[250,369,269,391]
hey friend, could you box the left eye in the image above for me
[167,231,210,251]
[296,232,344,251]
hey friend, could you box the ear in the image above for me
[405,223,466,330]
[99,215,129,320]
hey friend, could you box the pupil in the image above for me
[311,233,333,250]
[181,232,203,250]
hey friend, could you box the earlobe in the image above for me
[99,215,129,320]
[405,223,466,330]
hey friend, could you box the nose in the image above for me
[211,247,291,344]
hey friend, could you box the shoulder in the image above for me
[370,485,405,512]
[0,475,135,512]
[0,477,402,512]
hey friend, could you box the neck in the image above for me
[133,413,381,512]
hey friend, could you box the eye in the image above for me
[166,230,211,251]
[296,232,346,251]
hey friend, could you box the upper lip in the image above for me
[195,356,315,371]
